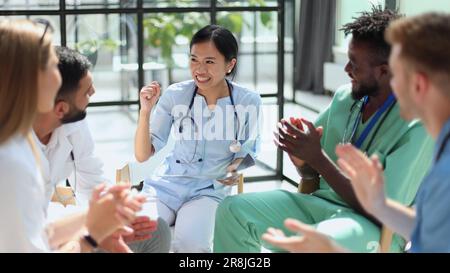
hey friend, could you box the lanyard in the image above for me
[347,96,369,144]
[65,151,76,191]
[354,94,397,149]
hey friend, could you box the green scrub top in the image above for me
[313,84,434,208]
[213,85,434,253]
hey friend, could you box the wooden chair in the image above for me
[297,176,393,253]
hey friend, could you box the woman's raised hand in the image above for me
[139,81,161,114]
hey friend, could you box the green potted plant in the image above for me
[143,0,274,83]
[75,37,120,67]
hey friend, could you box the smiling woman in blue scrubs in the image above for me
[134,25,262,253]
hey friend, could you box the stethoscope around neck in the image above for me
[53,151,77,203]
[176,79,241,164]
[342,94,397,151]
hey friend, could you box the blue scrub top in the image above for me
[410,118,450,253]
[144,80,262,211]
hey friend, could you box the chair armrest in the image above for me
[237,174,244,194]
[379,226,394,253]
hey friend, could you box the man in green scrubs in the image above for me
[213,6,434,253]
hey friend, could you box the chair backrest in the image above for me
[116,164,131,185]
[50,186,77,207]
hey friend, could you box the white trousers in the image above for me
[157,197,219,253]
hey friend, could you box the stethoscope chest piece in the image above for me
[229,140,241,153]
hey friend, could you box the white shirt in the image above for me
[0,134,50,252]
[33,120,109,207]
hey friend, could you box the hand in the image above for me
[217,172,240,186]
[262,219,346,253]
[86,184,143,244]
[100,226,134,253]
[274,118,323,168]
[287,118,306,167]
[139,81,161,113]
[289,117,304,131]
[123,216,157,243]
[58,240,81,253]
[104,184,146,225]
[335,144,387,215]
[217,162,241,186]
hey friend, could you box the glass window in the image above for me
[0,15,61,45]
[0,0,59,10]
[143,12,210,89]
[217,11,278,95]
[65,0,136,9]
[398,0,450,15]
[284,0,294,100]
[243,97,278,177]
[217,0,277,7]
[66,14,139,103]
[143,0,209,8]
[335,0,385,48]
[86,105,140,182]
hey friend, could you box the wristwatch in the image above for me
[82,233,99,250]
[296,164,319,180]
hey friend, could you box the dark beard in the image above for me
[61,109,87,124]
[351,82,380,100]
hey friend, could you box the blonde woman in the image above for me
[0,19,143,252]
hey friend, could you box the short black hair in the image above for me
[54,46,91,100]
[341,5,401,64]
[190,25,239,78]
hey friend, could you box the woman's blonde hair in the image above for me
[0,19,52,144]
